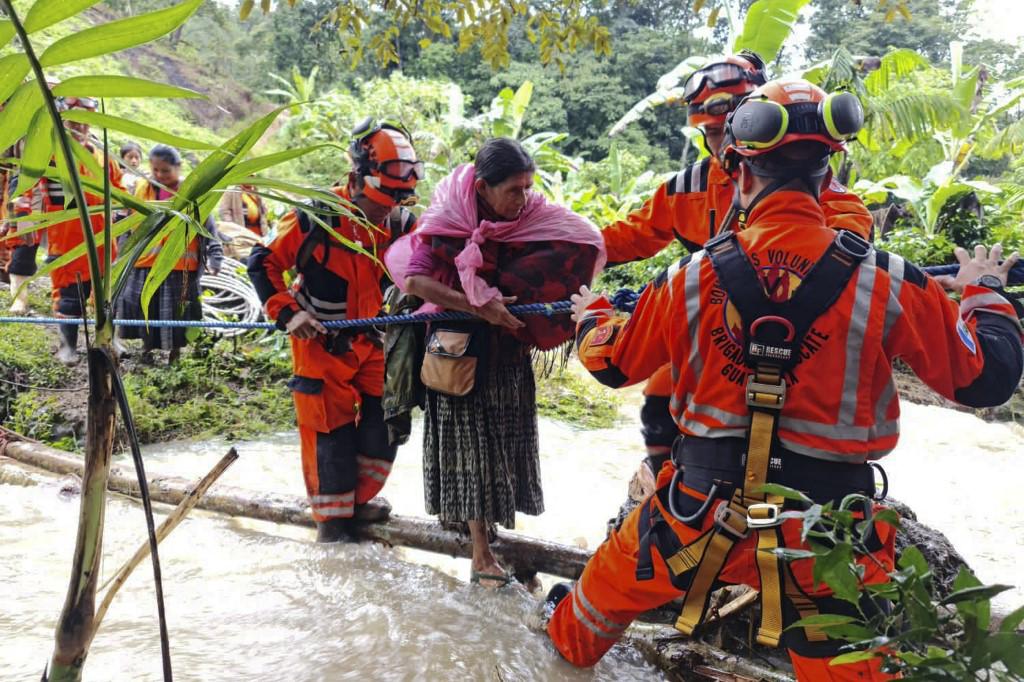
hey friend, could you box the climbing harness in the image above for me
[635,228,874,648]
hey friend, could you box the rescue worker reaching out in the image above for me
[600,53,874,502]
[548,80,1024,680]
[248,119,420,543]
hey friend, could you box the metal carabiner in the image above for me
[667,467,719,525]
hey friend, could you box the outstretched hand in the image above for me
[570,285,599,322]
[935,244,1020,293]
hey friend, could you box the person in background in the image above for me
[248,120,419,542]
[116,144,223,364]
[388,138,605,588]
[119,141,144,195]
[217,182,270,262]
[219,183,269,237]
[13,96,123,364]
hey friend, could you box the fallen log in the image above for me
[0,434,590,579]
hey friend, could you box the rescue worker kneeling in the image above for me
[248,119,420,542]
[549,80,1024,680]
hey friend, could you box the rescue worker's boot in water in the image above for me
[316,518,358,543]
[56,323,78,366]
[8,274,30,314]
[353,496,392,523]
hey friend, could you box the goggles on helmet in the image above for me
[375,158,424,182]
[687,92,743,119]
[683,62,764,103]
[728,91,864,151]
[56,96,98,112]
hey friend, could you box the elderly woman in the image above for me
[116,144,223,363]
[388,138,605,588]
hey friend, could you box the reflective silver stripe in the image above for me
[882,254,905,342]
[311,493,354,504]
[573,586,627,634]
[960,291,1017,316]
[873,377,897,425]
[688,402,750,427]
[357,455,393,473]
[838,255,877,425]
[670,364,680,383]
[294,290,348,320]
[778,435,893,463]
[666,259,683,284]
[315,505,354,518]
[684,251,705,378]
[779,416,899,440]
[673,171,688,195]
[298,290,348,311]
[362,470,387,483]
[675,413,747,438]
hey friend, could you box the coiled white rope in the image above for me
[199,257,264,337]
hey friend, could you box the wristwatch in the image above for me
[972,274,1004,290]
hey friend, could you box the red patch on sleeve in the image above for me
[591,325,614,346]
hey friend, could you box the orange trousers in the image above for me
[548,463,899,680]
[289,333,396,522]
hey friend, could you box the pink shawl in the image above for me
[386,163,606,307]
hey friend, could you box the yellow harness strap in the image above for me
[672,364,791,647]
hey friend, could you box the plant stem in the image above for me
[46,349,117,682]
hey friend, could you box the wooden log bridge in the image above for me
[0,431,590,580]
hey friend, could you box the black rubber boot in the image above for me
[316,517,357,543]
[56,323,79,366]
[545,582,572,610]
[353,496,392,523]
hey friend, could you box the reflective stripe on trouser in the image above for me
[547,467,898,680]
[290,334,393,522]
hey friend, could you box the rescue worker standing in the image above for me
[248,120,420,542]
[600,53,873,499]
[549,80,1024,680]
[21,96,123,364]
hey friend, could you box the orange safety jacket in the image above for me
[133,178,201,271]
[242,191,265,235]
[248,186,417,329]
[601,156,873,265]
[577,191,1024,462]
[36,146,123,288]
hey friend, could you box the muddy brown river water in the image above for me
[1,402,1020,680]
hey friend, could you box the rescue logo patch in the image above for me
[591,325,614,346]
[709,251,832,388]
[956,317,977,355]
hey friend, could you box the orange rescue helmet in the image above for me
[684,52,767,128]
[725,79,864,159]
[349,118,421,208]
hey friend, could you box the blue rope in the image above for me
[0,300,573,331]
[922,261,1024,284]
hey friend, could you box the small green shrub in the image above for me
[535,365,621,429]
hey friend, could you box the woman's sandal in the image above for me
[470,569,514,589]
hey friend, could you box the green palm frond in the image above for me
[864,49,930,96]
[866,92,968,144]
[981,115,1024,156]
